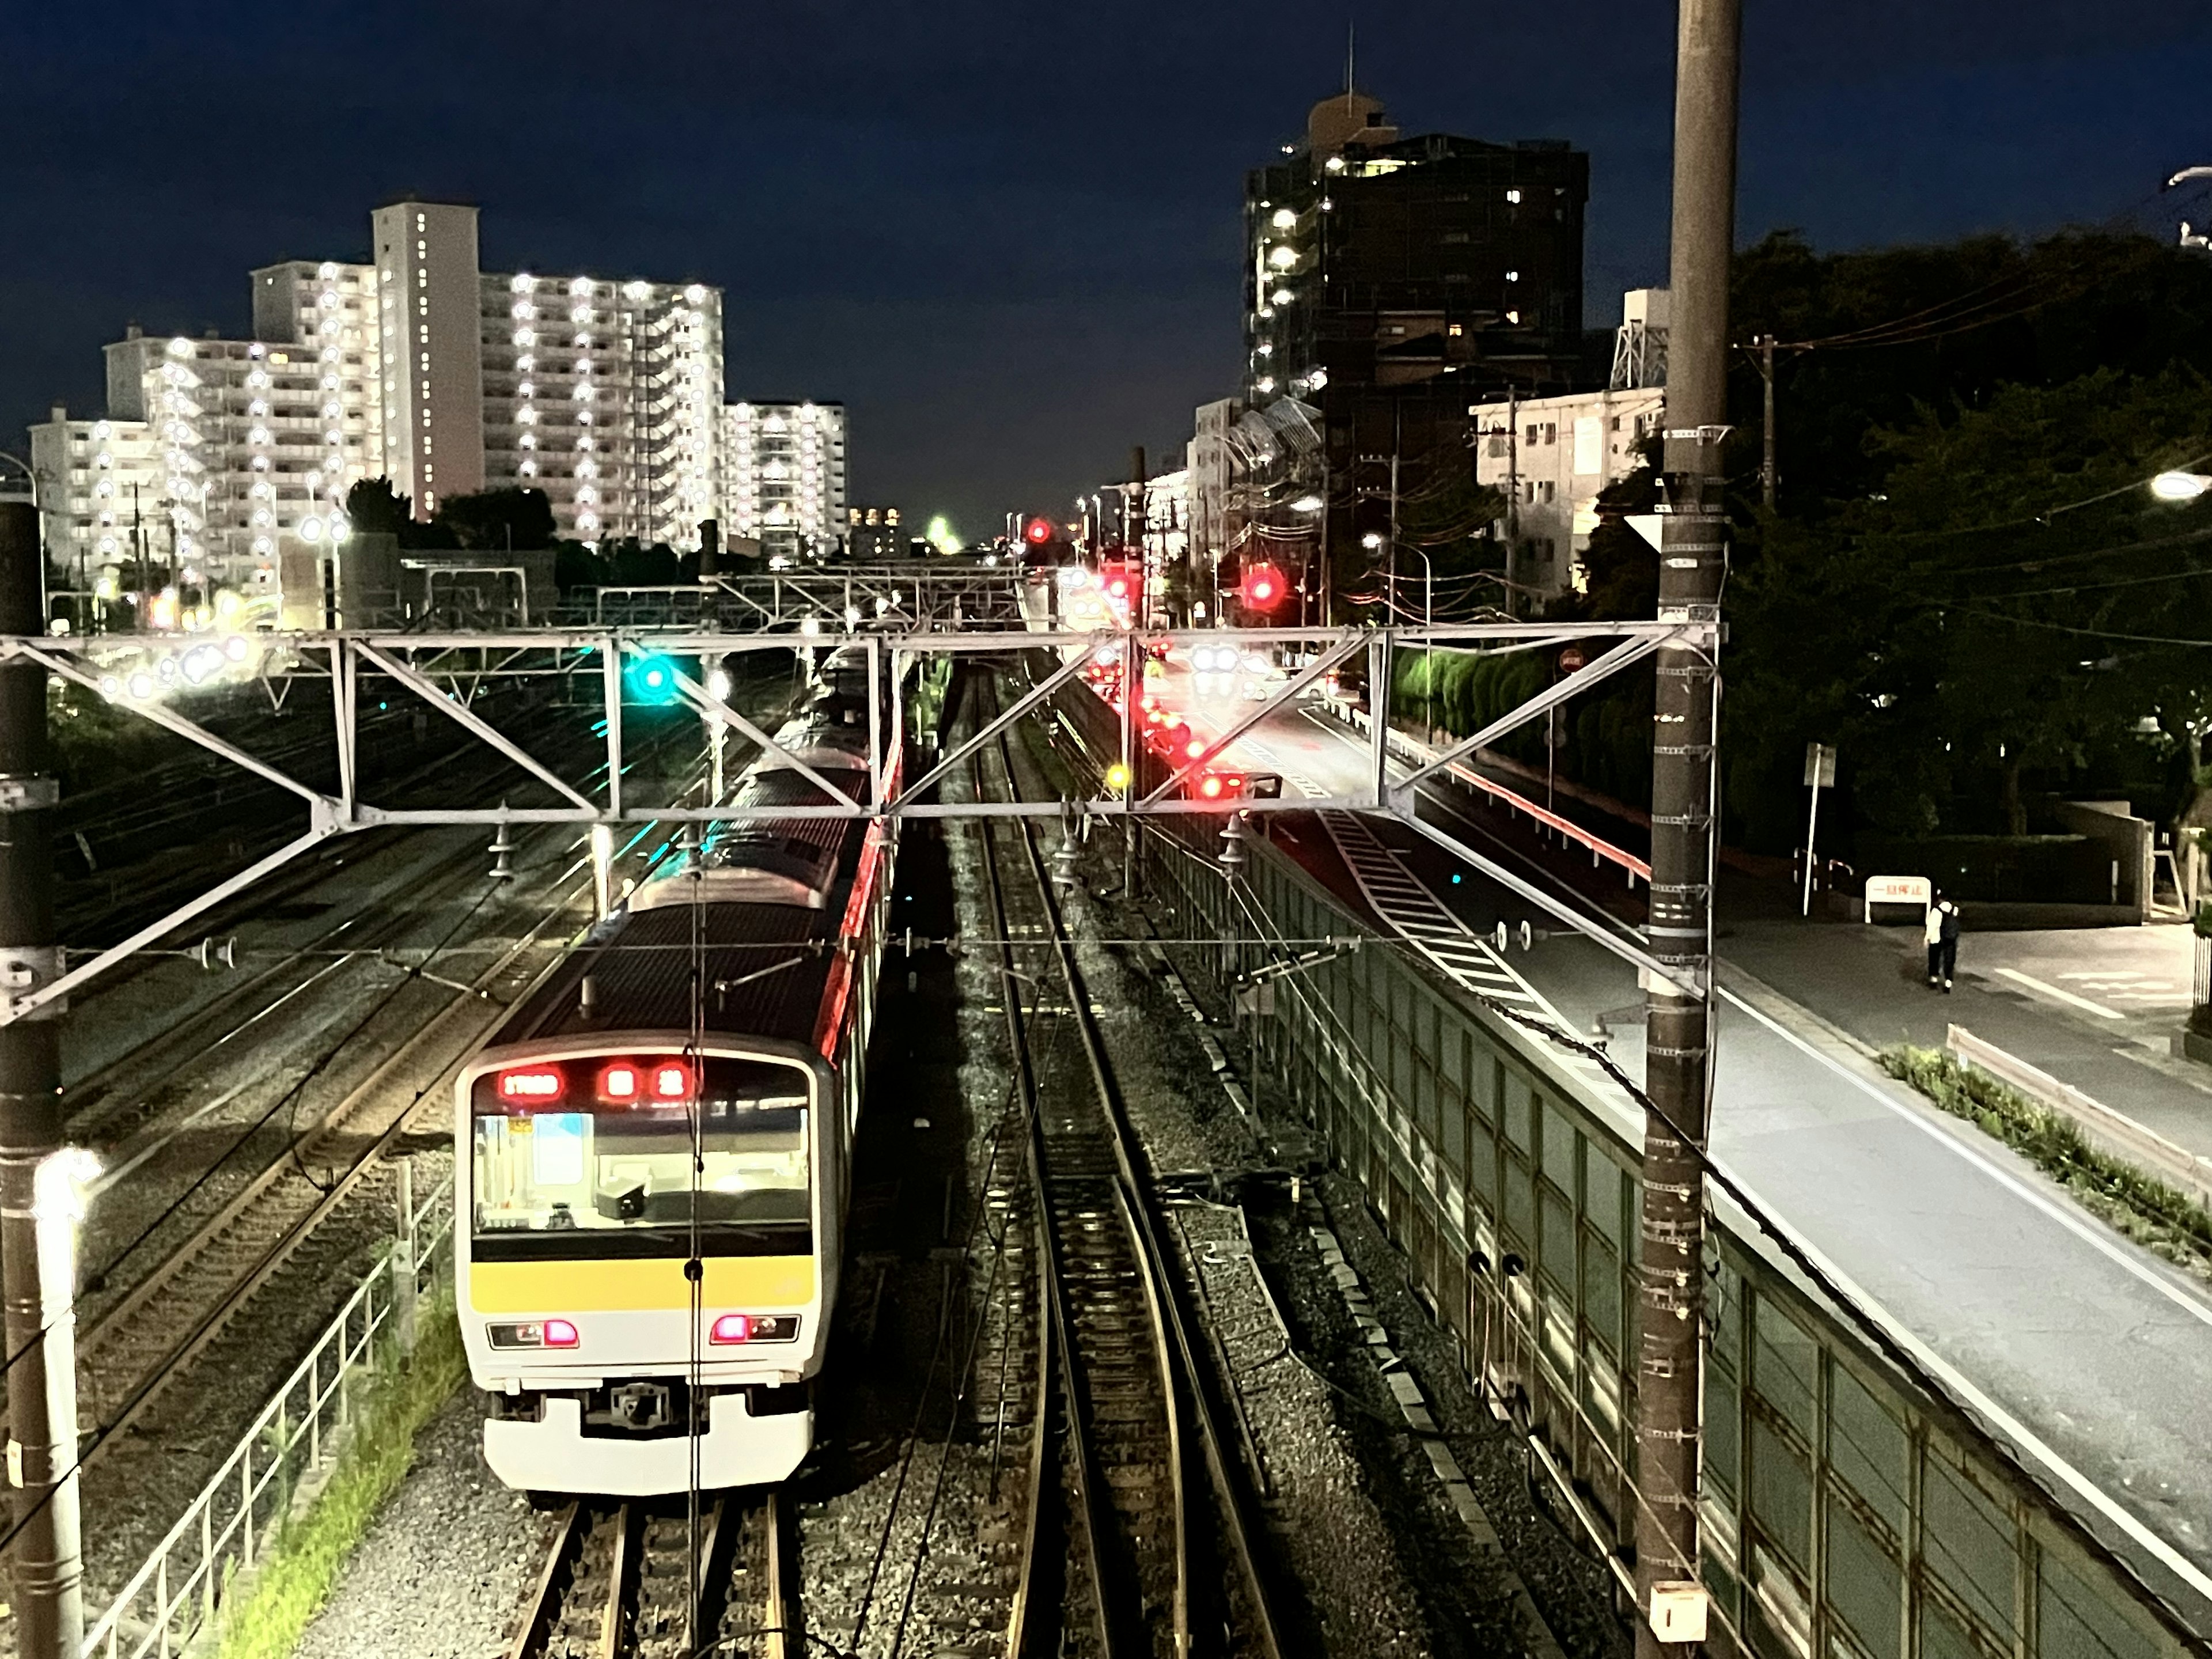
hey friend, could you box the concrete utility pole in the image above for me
[0,499,75,1656]
[1639,1,1738,1655]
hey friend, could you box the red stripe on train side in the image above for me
[811,744,902,1058]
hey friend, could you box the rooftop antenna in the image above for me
[1345,20,1355,96]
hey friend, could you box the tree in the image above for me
[344,478,411,537]
[1728,367,2212,844]
[1730,229,2212,521]
[435,487,556,552]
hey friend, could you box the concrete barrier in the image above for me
[1946,1024,2212,1206]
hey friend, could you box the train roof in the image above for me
[490,899,843,1049]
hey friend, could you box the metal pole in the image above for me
[392,1157,418,1355]
[1503,388,1520,619]
[1758,335,1777,510]
[1800,744,1827,920]
[1639,1,1738,1654]
[0,499,70,1658]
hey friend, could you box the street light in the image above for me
[2152,471,2211,501]
[1290,495,1324,514]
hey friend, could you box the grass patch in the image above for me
[1880,1044,2212,1283]
[212,1296,467,1659]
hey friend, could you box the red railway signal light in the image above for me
[1023,516,1054,546]
[1241,562,1287,611]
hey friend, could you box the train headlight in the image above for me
[709,1313,800,1344]
[488,1318,581,1350]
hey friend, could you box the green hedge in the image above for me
[1390,646,1652,806]
[1855,834,2107,903]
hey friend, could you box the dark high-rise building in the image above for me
[1241,90,1588,615]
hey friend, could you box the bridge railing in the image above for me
[80,1179,453,1659]
[1138,812,2209,1659]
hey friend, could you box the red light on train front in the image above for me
[651,1062,693,1100]
[498,1066,564,1103]
[710,1313,753,1344]
[543,1319,579,1348]
[599,1063,639,1103]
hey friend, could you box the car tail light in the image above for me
[709,1313,800,1344]
[599,1063,639,1102]
[498,1066,564,1103]
[651,1061,693,1100]
[1199,776,1224,799]
[1185,738,1206,759]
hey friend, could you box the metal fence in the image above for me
[81,1175,454,1659]
[1140,815,2208,1659]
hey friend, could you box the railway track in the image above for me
[69,825,590,1461]
[60,694,695,1136]
[966,683,1286,1659]
[509,1494,791,1659]
[56,695,775,1474]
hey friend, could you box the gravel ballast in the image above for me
[291,1388,554,1659]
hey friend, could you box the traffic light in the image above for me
[624,652,683,706]
[1240,561,1287,611]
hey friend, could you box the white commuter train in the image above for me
[454,650,896,1495]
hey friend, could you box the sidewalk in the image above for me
[1721,914,2212,1162]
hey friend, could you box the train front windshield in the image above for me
[470,1054,813,1257]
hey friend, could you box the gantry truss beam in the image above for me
[0,620,1709,1021]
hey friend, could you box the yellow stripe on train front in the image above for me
[471,1256,816,1313]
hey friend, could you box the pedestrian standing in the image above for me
[1925,893,1961,991]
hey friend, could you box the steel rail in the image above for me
[998,717,1289,1659]
[62,846,586,1463]
[973,733,1111,1659]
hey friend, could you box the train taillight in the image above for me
[599,1063,641,1103]
[711,1314,753,1344]
[651,1061,694,1100]
[498,1066,565,1103]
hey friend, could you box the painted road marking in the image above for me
[1994,968,2125,1020]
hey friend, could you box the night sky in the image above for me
[5,2,2210,538]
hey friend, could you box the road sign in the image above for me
[1559,646,1586,673]
[1803,742,1835,787]
[1864,874,1933,922]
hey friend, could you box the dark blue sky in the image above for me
[5,1,2210,536]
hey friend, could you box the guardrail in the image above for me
[1321,696,1650,886]
[81,1175,453,1659]
[1946,1024,2212,1207]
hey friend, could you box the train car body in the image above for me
[455,651,896,1495]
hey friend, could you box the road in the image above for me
[1147,653,2212,1616]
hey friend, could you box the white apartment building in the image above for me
[1468,384,1663,598]
[484,271,723,548]
[28,411,160,590]
[722,402,847,561]
[34,199,839,608]
[92,316,383,594]
[372,202,485,516]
